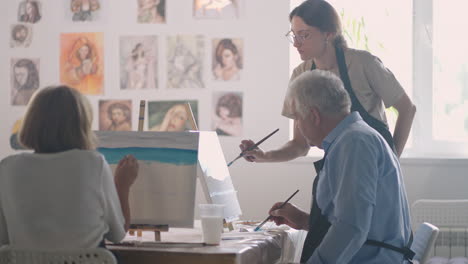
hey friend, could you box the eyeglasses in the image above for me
[285,30,313,44]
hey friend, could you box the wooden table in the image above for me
[108,224,300,264]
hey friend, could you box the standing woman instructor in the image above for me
[240,0,415,161]
[239,0,416,262]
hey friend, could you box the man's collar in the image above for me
[322,112,362,153]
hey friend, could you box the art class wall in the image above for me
[0,0,316,219]
[1,0,467,221]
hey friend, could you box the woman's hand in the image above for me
[114,155,138,191]
[114,155,138,232]
[239,139,268,162]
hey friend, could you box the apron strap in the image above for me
[310,46,396,153]
[301,47,405,262]
[365,232,415,263]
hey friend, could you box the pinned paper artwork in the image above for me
[60,32,104,95]
[10,119,26,150]
[212,92,243,137]
[69,0,101,22]
[11,58,40,106]
[193,0,240,19]
[120,35,158,90]
[10,24,32,48]
[99,100,132,131]
[137,0,166,24]
[18,0,42,24]
[167,35,205,89]
[212,38,243,81]
[148,100,198,132]
[96,131,199,227]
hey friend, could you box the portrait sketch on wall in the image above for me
[10,24,33,48]
[148,100,198,132]
[137,0,166,24]
[193,0,240,19]
[18,0,42,23]
[167,35,204,89]
[69,0,101,22]
[60,32,104,95]
[212,92,243,136]
[212,38,243,81]
[99,100,132,131]
[120,36,158,90]
[10,58,40,106]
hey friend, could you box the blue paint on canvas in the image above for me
[98,147,198,165]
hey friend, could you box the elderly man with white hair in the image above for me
[267,70,414,264]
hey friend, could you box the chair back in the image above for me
[0,246,117,264]
[411,222,440,264]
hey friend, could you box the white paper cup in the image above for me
[199,204,224,245]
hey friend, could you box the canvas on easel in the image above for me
[180,103,242,223]
[197,131,242,222]
[96,131,199,228]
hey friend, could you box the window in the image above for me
[289,0,468,158]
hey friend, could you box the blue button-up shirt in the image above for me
[307,112,412,264]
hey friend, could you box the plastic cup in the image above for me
[199,204,225,245]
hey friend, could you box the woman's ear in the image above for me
[325,32,336,44]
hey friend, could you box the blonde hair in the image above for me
[19,85,96,153]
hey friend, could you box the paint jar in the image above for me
[199,204,225,245]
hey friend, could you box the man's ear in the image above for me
[310,107,321,126]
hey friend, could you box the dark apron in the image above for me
[299,45,414,263]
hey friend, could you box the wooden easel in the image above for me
[129,101,200,241]
[128,224,169,241]
[129,101,201,241]
[137,100,145,131]
[223,219,234,232]
[183,102,198,130]
[130,100,171,241]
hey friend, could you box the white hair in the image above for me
[287,70,351,119]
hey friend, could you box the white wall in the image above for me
[1,1,467,221]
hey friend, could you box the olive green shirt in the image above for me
[282,48,405,125]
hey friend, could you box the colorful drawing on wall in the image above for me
[10,58,40,106]
[212,38,243,81]
[167,35,204,89]
[60,32,104,95]
[10,119,26,150]
[18,0,42,23]
[148,100,198,132]
[193,0,239,19]
[99,100,132,131]
[212,92,243,136]
[137,0,165,24]
[70,0,101,22]
[120,36,158,90]
[10,24,32,48]
[96,131,199,227]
